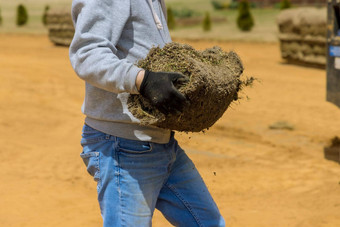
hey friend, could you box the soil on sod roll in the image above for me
[128,42,244,132]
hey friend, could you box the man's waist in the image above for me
[85,117,171,144]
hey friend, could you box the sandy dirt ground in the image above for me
[0,34,339,227]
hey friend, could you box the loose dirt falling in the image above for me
[0,34,340,227]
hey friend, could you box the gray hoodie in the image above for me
[69,0,172,143]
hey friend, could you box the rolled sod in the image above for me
[128,42,244,132]
[46,9,74,46]
[277,7,326,37]
[277,7,326,66]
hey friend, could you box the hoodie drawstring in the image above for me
[147,0,163,30]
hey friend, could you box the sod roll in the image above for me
[277,7,326,37]
[128,42,244,132]
[277,7,326,66]
[46,9,74,46]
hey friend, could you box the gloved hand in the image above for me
[139,70,189,115]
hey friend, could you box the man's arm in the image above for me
[69,0,141,94]
[135,70,145,92]
[70,0,189,114]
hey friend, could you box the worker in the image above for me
[69,0,225,226]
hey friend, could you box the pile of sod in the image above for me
[128,42,245,132]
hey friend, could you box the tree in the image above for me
[280,0,291,10]
[237,0,254,32]
[202,12,212,32]
[0,7,3,26]
[167,7,176,30]
[42,5,50,26]
[16,4,29,26]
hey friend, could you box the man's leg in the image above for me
[156,141,225,227]
[80,125,173,227]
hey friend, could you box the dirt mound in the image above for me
[324,137,340,163]
[128,42,244,132]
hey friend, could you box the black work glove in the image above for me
[139,70,189,115]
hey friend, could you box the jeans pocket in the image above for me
[80,151,100,182]
[117,138,153,154]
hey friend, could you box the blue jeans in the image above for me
[80,124,225,227]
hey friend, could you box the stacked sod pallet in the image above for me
[46,9,74,46]
[277,8,327,66]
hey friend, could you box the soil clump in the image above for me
[128,42,244,132]
[324,136,340,163]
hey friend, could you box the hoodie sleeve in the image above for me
[69,0,141,94]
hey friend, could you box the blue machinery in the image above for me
[325,1,340,163]
[327,0,340,108]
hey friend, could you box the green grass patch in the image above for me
[169,8,280,42]
[0,0,71,34]
[0,0,280,42]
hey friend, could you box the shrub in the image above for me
[173,8,195,18]
[167,7,176,30]
[211,0,228,10]
[42,5,50,26]
[250,2,257,8]
[274,2,281,9]
[16,4,28,26]
[229,0,256,10]
[0,8,3,26]
[202,12,212,32]
[227,0,258,9]
[228,1,239,10]
[237,0,254,32]
[280,0,291,10]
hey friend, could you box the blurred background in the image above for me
[0,0,325,40]
[0,0,339,227]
